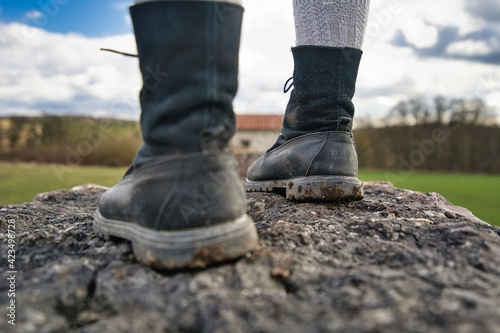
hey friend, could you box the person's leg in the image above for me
[131,0,243,166]
[94,0,258,269]
[246,0,370,202]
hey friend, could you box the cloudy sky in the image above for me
[0,0,499,121]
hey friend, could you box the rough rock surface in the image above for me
[1,182,499,333]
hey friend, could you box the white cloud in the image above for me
[113,1,134,27]
[392,0,481,35]
[0,0,499,122]
[235,0,294,113]
[0,22,140,118]
[447,40,492,56]
[398,17,439,48]
[114,2,133,11]
[24,10,44,20]
[355,0,500,119]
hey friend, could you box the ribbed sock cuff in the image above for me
[293,0,370,49]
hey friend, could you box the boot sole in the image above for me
[245,176,364,202]
[93,213,259,270]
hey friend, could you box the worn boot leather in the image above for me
[94,2,258,269]
[246,46,364,202]
[96,151,258,269]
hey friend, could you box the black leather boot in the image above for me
[94,1,258,269]
[246,46,364,202]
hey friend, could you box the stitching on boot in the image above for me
[305,133,328,176]
[154,171,182,229]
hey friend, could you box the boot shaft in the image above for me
[130,2,243,164]
[281,46,362,141]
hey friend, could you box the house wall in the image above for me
[231,130,280,153]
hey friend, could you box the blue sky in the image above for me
[0,0,131,36]
[0,0,499,121]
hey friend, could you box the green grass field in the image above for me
[0,163,127,204]
[0,163,498,226]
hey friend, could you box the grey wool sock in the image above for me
[293,0,370,49]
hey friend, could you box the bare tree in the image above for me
[41,116,66,145]
[388,96,432,125]
[450,98,493,125]
[433,96,450,124]
[0,119,3,154]
[7,117,27,152]
[389,101,410,125]
[390,95,494,126]
[408,96,431,124]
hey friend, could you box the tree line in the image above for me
[1,96,498,173]
[387,95,495,126]
[354,95,499,174]
[0,116,142,166]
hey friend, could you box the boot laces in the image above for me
[283,77,294,93]
[100,48,138,58]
